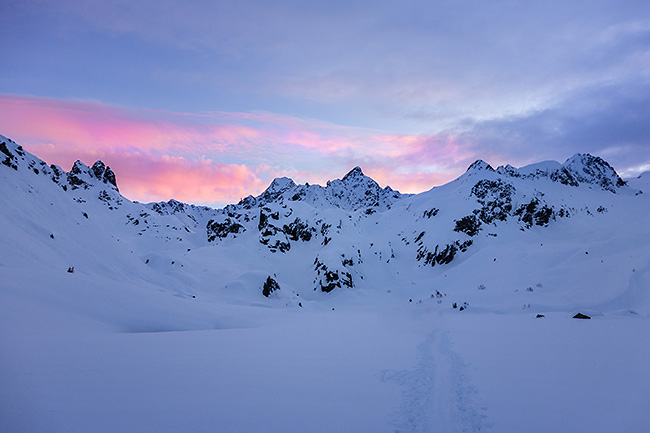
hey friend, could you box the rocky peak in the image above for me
[91,160,118,190]
[260,177,297,202]
[71,160,90,175]
[466,160,495,173]
[324,166,405,211]
[266,177,297,193]
[496,164,520,177]
[562,153,626,192]
[342,166,365,182]
[68,160,119,191]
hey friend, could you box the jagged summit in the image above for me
[261,177,297,200]
[1,132,648,300]
[562,153,626,192]
[466,159,495,173]
[68,159,119,191]
[342,166,365,182]
[237,166,407,212]
[0,135,118,192]
[468,153,627,193]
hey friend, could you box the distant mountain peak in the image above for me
[68,159,119,191]
[466,160,495,173]
[267,177,297,192]
[342,166,364,181]
[562,153,626,192]
[0,135,119,192]
[259,177,297,202]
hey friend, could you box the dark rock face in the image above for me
[259,223,291,253]
[466,160,495,173]
[49,164,66,187]
[422,208,439,219]
[0,141,18,170]
[573,312,591,319]
[563,154,626,192]
[549,167,579,187]
[68,160,116,190]
[416,240,473,267]
[283,218,314,242]
[470,179,515,224]
[514,199,555,228]
[206,218,246,242]
[262,276,280,297]
[314,257,353,292]
[454,215,482,237]
[92,161,118,190]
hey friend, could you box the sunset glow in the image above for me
[0,95,478,206]
[1,0,648,206]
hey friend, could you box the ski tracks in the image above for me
[382,330,491,433]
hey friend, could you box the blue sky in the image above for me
[1,0,649,205]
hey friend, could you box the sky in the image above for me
[1,0,649,207]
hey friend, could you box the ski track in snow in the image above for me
[383,330,491,433]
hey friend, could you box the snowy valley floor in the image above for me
[2,141,650,432]
[2,288,649,433]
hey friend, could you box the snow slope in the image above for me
[1,134,649,432]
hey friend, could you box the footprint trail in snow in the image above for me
[383,330,491,433]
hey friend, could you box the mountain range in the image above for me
[1,133,646,302]
[2,133,650,433]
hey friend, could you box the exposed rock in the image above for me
[514,198,555,228]
[314,257,353,293]
[454,215,482,237]
[206,218,246,242]
[466,159,495,173]
[262,277,281,297]
[0,141,18,170]
[416,240,473,267]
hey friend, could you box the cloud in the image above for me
[454,80,650,175]
[3,77,648,209]
[0,95,479,205]
[108,153,266,206]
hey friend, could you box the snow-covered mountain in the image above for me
[0,133,645,303]
[2,133,650,433]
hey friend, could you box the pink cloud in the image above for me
[0,94,480,204]
[111,153,265,205]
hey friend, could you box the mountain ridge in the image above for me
[2,133,649,433]
[0,133,645,302]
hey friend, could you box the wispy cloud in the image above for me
[454,80,650,175]
[0,95,478,206]
[3,73,649,209]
